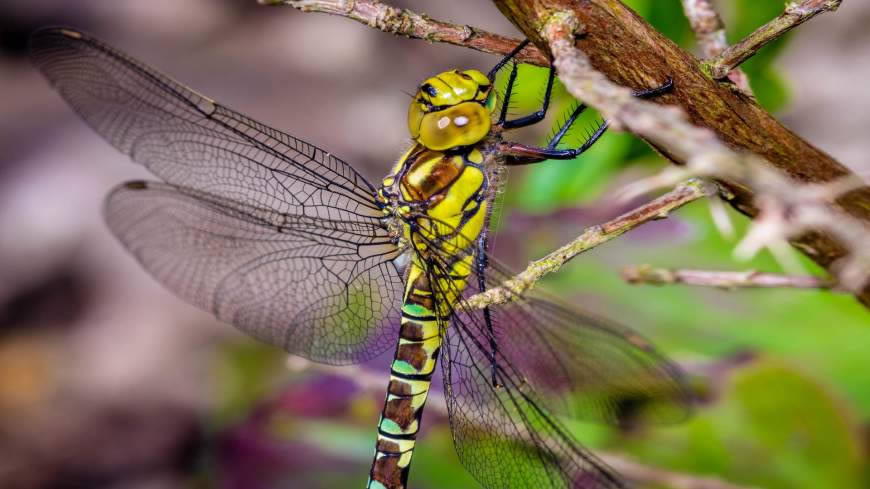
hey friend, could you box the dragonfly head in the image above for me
[407,69,494,151]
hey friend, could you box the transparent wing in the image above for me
[30,27,404,365]
[442,315,625,489]
[479,261,691,425]
[105,181,403,364]
[29,27,381,225]
[409,218,691,488]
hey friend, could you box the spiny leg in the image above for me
[548,102,585,149]
[487,39,529,81]
[489,40,559,130]
[474,230,500,388]
[502,65,555,130]
[488,39,553,128]
[501,77,674,165]
[496,59,519,126]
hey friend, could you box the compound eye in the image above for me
[421,83,437,97]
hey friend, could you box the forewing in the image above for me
[105,181,403,364]
[29,27,381,225]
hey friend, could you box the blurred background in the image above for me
[1,1,868,488]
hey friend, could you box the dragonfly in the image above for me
[31,27,690,489]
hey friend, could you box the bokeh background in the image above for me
[1,1,869,488]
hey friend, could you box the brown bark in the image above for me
[492,0,870,307]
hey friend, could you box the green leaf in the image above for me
[731,359,865,489]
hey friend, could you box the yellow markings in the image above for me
[398,450,414,467]
[401,378,432,396]
[467,148,484,164]
[427,165,483,223]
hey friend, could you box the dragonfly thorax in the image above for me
[378,144,487,256]
[407,69,495,151]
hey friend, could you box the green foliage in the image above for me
[619,358,866,489]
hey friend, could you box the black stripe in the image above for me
[378,427,419,440]
[389,370,434,382]
[377,446,416,456]
[401,311,438,321]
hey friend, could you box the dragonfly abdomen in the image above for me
[368,265,446,489]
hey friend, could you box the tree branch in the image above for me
[491,0,870,308]
[465,179,716,308]
[709,0,844,79]
[260,0,548,66]
[679,0,751,93]
[622,265,837,290]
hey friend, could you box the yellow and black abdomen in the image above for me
[368,144,488,489]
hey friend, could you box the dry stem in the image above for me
[709,0,844,79]
[622,265,837,290]
[465,179,716,308]
[260,0,548,66]
[679,0,751,93]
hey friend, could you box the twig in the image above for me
[680,0,727,59]
[465,179,716,308]
[709,0,844,79]
[679,0,752,93]
[622,265,837,290]
[623,153,870,291]
[260,0,548,66]
[600,454,764,489]
[540,12,870,295]
[287,356,763,489]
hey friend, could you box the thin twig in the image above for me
[260,0,548,66]
[622,265,837,290]
[709,0,844,79]
[541,11,870,294]
[465,179,716,308]
[679,0,752,93]
[680,0,727,59]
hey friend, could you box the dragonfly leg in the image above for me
[474,230,501,388]
[547,102,589,149]
[500,77,674,165]
[501,66,555,130]
[486,39,529,81]
[489,39,535,127]
[496,59,520,126]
